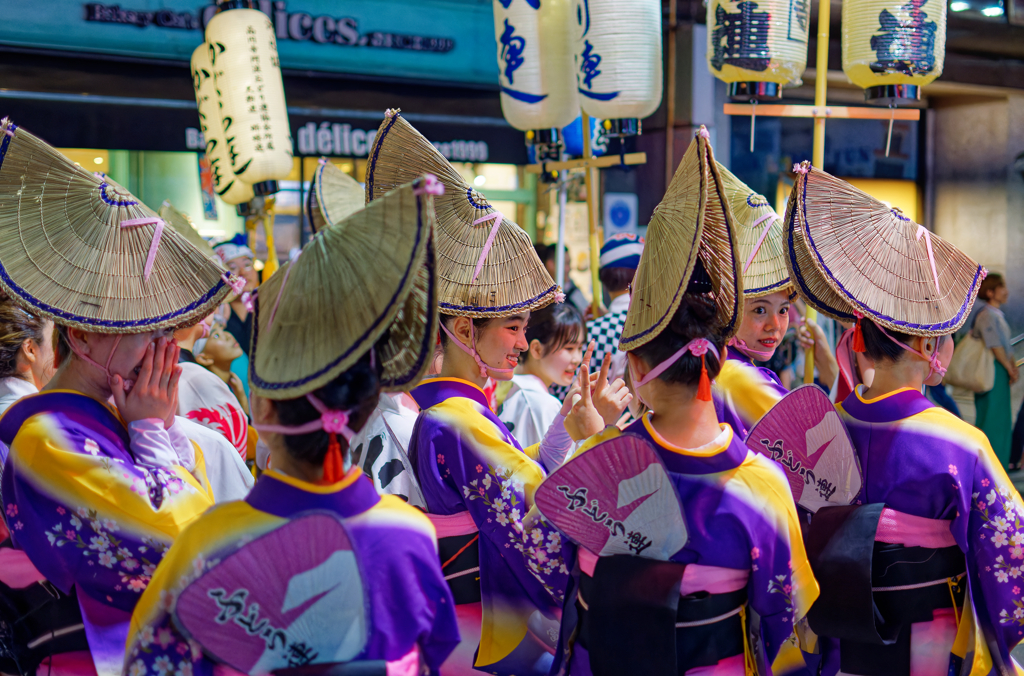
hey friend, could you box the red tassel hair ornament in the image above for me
[321,433,344,484]
[851,312,866,353]
[696,354,713,402]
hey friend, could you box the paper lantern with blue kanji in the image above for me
[493,0,580,133]
[706,0,811,99]
[573,0,663,131]
[842,0,946,103]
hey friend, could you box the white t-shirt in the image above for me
[499,374,562,449]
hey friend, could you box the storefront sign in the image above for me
[0,94,527,165]
[1,0,499,85]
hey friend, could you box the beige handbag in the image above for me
[945,331,995,393]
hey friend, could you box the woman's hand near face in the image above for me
[797,320,839,387]
[112,338,182,426]
[564,345,606,441]
[591,353,633,425]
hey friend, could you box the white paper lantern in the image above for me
[706,0,811,96]
[493,0,579,132]
[572,0,663,123]
[842,0,946,102]
[205,7,293,185]
[191,44,255,206]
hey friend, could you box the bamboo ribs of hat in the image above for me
[365,110,558,319]
[250,175,440,399]
[0,119,235,333]
[785,162,983,337]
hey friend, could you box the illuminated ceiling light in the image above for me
[950,1,969,10]
[474,175,487,186]
[981,5,1004,15]
[93,157,103,164]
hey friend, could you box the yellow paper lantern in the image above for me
[706,0,811,99]
[573,0,662,133]
[191,45,255,206]
[842,0,946,103]
[493,0,579,134]
[205,7,293,188]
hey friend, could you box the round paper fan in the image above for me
[744,385,862,512]
[535,434,686,561]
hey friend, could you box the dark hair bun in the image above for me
[632,292,725,387]
[274,347,381,466]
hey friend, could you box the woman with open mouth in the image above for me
[366,111,616,676]
[0,119,236,675]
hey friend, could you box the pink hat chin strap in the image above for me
[727,336,774,361]
[68,334,134,392]
[869,318,948,380]
[633,338,720,388]
[440,320,514,379]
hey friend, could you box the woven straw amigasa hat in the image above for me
[159,201,216,260]
[365,109,558,319]
[307,159,365,234]
[250,176,439,399]
[785,161,985,337]
[0,119,236,333]
[619,127,743,352]
[717,163,791,299]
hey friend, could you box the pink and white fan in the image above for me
[745,385,862,512]
[174,513,368,674]
[535,434,686,560]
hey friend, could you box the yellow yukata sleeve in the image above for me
[716,360,786,430]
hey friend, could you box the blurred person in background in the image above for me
[0,298,54,420]
[499,302,587,447]
[213,236,258,357]
[550,234,642,402]
[194,319,249,411]
[972,273,1018,469]
[536,242,589,317]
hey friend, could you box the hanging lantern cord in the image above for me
[750,99,758,153]
[885,103,896,158]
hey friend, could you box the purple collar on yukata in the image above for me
[0,389,127,447]
[246,467,380,518]
[839,385,935,424]
[410,377,490,411]
[626,414,749,475]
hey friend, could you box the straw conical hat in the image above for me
[717,163,790,298]
[307,159,365,234]
[159,201,215,259]
[619,127,743,352]
[250,176,439,399]
[785,161,984,336]
[365,110,557,318]
[0,119,234,333]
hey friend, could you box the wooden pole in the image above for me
[665,0,678,188]
[804,0,831,384]
[582,111,603,318]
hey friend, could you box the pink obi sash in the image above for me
[0,548,47,588]
[427,511,478,539]
[578,548,749,595]
[875,507,956,549]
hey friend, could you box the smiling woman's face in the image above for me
[734,290,791,360]
[474,313,530,381]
